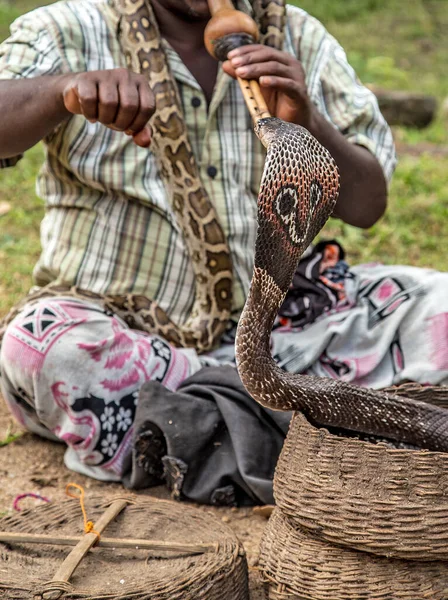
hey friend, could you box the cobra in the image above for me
[234,115,448,452]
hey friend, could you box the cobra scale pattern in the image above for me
[236,118,448,452]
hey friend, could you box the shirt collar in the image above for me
[161,39,202,91]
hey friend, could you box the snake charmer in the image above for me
[0,0,447,500]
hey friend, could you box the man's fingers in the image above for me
[222,60,237,79]
[131,125,153,148]
[223,59,293,82]
[63,85,82,115]
[125,82,155,134]
[228,45,292,66]
[76,79,99,121]
[113,81,140,131]
[234,61,292,81]
[97,82,119,125]
[259,75,304,99]
[62,70,155,143]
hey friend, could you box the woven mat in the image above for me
[0,495,249,600]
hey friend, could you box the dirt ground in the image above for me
[0,395,268,599]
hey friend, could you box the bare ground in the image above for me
[0,395,268,599]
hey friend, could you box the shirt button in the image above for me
[191,96,202,108]
[207,165,218,179]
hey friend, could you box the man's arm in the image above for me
[0,77,70,158]
[223,45,389,229]
[306,110,387,229]
[0,69,155,159]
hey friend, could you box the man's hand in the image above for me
[222,44,388,229]
[62,68,155,148]
[222,45,313,127]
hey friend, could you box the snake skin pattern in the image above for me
[252,0,286,47]
[236,117,448,452]
[0,0,286,353]
[113,0,235,351]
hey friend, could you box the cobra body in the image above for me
[236,117,448,452]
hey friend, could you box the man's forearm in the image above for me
[0,69,155,158]
[0,76,70,158]
[308,110,388,229]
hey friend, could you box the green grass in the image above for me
[0,0,447,316]
[322,153,448,270]
[0,423,24,447]
[0,146,44,314]
[0,0,53,40]
[294,0,448,146]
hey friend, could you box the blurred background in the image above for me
[0,0,447,315]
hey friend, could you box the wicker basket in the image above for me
[0,495,249,600]
[382,383,448,409]
[274,410,448,560]
[259,508,448,600]
[274,383,448,561]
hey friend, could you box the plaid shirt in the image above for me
[0,0,396,321]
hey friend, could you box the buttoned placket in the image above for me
[163,39,234,220]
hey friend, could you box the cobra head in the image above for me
[254,117,340,294]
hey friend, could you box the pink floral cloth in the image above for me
[1,263,447,481]
[0,297,204,480]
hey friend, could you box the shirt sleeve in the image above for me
[318,44,397,183]
[0,8,71,168]
[286,6,397,183]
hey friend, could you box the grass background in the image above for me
[0,0,447,315]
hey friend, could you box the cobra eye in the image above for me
[309,180,323,210]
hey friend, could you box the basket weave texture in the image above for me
[0,495,249,600]
[259,383,448,599]
[260,507,448,600]
[274,386,448,560]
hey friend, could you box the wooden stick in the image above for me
[204,0,271,124]
[237,77,271,123]
[249,79,271,119]
[41,498,129,600]
[0,530,218,555]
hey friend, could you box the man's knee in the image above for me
[1,295,114,396]
[2,298,70,378]
[0,295,118,435]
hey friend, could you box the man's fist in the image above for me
[62,68,155,148]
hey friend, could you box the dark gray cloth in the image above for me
[123,365,292,506]
[278,240,350,329]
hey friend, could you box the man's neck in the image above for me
[151,0,209,49]
[151,0,219,103]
